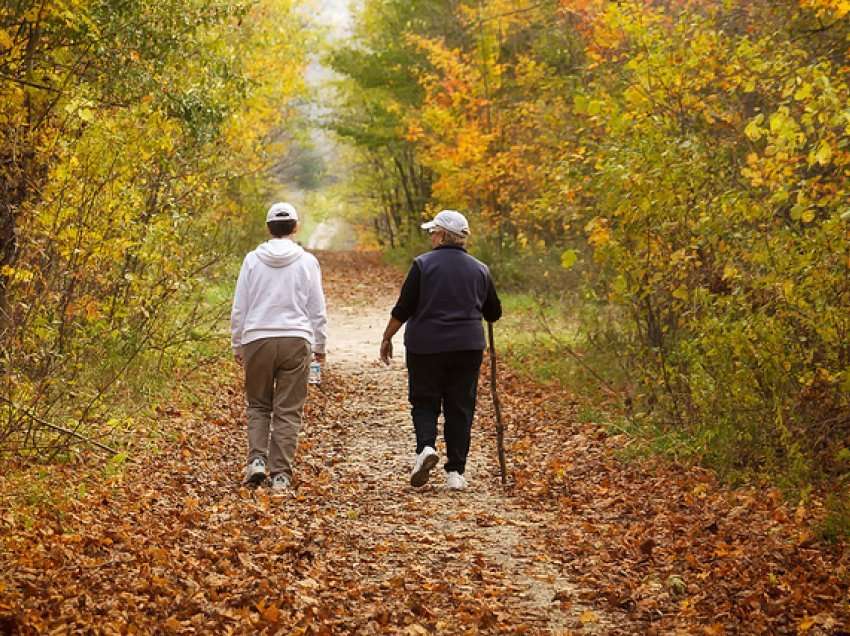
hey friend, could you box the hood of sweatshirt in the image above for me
[255,238,304,268]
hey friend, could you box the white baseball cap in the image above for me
[266,202,299,223]
[421,209,470,236]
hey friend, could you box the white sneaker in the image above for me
[446,471,467,491]
[410,446,439,487]
[244,457,266,485]
[270,473,290,492]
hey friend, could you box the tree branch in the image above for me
[0,395,118,456]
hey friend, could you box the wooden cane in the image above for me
[487,322,508,484]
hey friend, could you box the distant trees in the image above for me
[326,0,465,246]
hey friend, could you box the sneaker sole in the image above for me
[410,453,439,487]
[244,471,266,486]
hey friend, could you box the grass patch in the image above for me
[497,291,614,392]
[497,291,710,468]
[819,491,850,542]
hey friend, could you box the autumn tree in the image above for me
[331,0,850,494]
[0,0,308,456]
[327,0,476,247]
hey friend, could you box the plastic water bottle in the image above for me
[308,361,321,385]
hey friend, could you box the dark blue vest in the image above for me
[404,248,491,354]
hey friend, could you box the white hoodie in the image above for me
[230,239,327,354]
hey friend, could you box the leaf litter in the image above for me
[0,251,847,635]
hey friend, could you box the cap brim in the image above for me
[421,221,438,230]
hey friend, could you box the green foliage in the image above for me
[558,1,850,493]
[326,0,466,247]
[104,451,129,480]
[495,290,583,387]
[820,491,850,542]
[382,238,432,271]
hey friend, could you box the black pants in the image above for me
[406,349,484,475]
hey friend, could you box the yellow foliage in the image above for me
[333,0,850,487]
[1,0,308,449]
[800,0,850,18]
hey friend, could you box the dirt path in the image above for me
[310,287,606,633]
[305,218,357,251]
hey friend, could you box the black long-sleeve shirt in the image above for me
[391,245,502,354]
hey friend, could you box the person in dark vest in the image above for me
[380,210,502,490]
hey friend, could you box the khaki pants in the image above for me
[243,337,311,479]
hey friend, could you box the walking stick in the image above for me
[487,322,508,484]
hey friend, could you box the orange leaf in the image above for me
[261,604,281,623]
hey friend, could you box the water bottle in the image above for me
[308,361,321,385]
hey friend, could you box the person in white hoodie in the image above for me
[231,202,327,491]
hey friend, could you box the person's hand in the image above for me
[314,352,326,363]
[234,349,244,366]
[380,338,393,365]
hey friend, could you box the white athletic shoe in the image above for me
[410,446,439,487]
[244,457,267,485]
[270,473,290,492]
[446,471,467,491]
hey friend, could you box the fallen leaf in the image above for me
[579,609,598,624]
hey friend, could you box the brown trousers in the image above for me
[243,337,311,479]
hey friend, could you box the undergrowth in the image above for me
[493,252,850,541]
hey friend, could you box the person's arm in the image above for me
[391,261,420,323]
[482,274,502,323]
[380,316,403,365]
[307,258,328,362]
[381,262,421,364]
[230,258,250,365]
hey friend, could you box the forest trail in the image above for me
[2,252,847,635]
[1,251,617,634]
[300,255,611,634]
